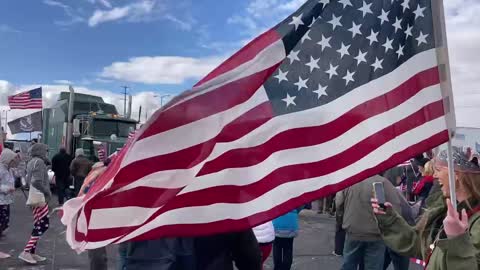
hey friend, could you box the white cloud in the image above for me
[43,0,85,26]
[101,55,224,84]
[443,0,480,128]
[88,0,156,27]
[98,0,112,9]
[164,14,195,31]
[53,80,73,84]
[0,24,21,33]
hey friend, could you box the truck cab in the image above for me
[42,92,136,160]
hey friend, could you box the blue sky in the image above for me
[0,0,479,128]
[0,0,253,93]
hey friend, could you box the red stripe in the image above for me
[9,100,42,103]
[139,64,280,140]
[83,100,446,240]
[195,29,281,87]
[106,102,274,193]
[198,67,440,176]
[84,130,448,243]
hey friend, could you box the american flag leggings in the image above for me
[24,204,49,254]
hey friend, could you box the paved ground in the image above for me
[1,192,422,269]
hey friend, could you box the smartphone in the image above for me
[373,182,386,210]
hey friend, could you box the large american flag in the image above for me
[7,87,43,109]
[63,0,453,251]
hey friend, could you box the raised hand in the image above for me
[443,199,468,238]
[371,198,393,215]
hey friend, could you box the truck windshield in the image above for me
[93,120,135,138]
[93,120,117,137]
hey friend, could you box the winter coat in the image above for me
[0,149,17,205]
[273,210,300,238]
[337,175,401,241]
[70,155,93,178]
[125,238,195,270]
[376,196,480,270]
[26,143,51,201]
[51,151,72,180]
[194,230,262,270]
[413,175,435,198]
[253,222,275,244]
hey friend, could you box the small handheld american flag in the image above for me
[7,87,43,109]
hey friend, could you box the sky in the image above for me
[0,0,479,136]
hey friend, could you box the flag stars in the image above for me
[337,43,351,58]
[294,76,309,91]
[338,0,352,9]
[309,17,317,27]
[282,93,297,107]
[401,0,410,12]
[313,84,328,98]
[343,70,356,85]
[289,13,304,30]
[274,69,289,83]
[396,44,405,58]
[413,4,426,20]
[393,17,403,33]
[382,37,394,52]
[348,22,362,38]
[366,30,379,45]
[405,25,413,39]
[328,15,343,30]
[317,35,332,51]
[354,49,368,65]
[287,50,300,64]
[358,1,373,18]
[371,57,384,71]
[319,0,330,6]
[325,63,339,79]
[416,31,429,45]
[301,30,312,43]
[305,56,320,72]
[378,9,390,25]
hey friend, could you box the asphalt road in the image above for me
[1,192,421,270]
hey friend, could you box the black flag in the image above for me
[8,111,42,134]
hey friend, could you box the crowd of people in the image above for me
[1,139,480,269]
[0,141,95,264]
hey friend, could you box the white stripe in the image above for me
[205,49,439,163]
[116,49,440,193]
[121,40,285,166]
[165,39,285,112]
[87,117,446,243]
[181,84,443,194]
[88,84,443,229]
[121,86,270,167]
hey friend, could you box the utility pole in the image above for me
[120,86,129,116]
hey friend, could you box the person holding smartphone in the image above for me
[338,174,400,270]
[372,147,480,270]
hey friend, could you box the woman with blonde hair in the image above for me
[413,160,435,210]
[372,147,480,269]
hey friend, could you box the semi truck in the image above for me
[41,88,137,160]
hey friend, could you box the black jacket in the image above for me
[195,230,262,270]
[51,151,72,179]
[125,230,262,270]
[125,238,195,270]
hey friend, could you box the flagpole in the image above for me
[432,0,457,210]
[446,139,457,211]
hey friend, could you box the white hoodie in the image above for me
[253,221,275,244]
